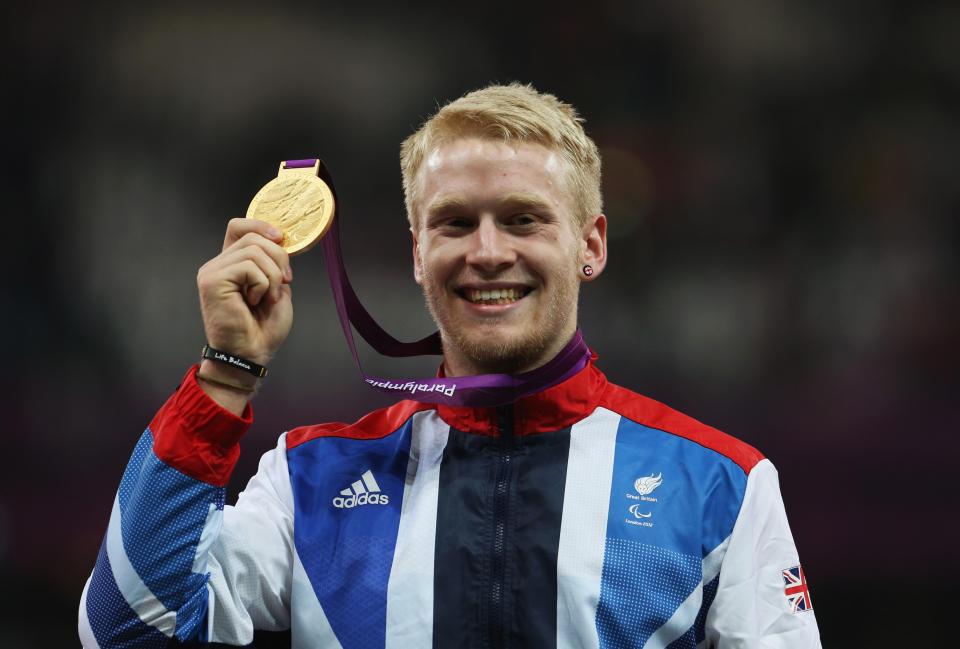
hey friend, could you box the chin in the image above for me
[423,282,576,374]
[450,325,553,374]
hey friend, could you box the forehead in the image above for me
[416,137,573,217]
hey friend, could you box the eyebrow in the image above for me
[425,196,471,217]
[500,192,554,212]
[425,192,554,217]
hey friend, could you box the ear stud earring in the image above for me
[582,265,594,277]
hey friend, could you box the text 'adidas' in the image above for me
[332,469,391,509]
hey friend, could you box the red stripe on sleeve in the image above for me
[149,364,253,486]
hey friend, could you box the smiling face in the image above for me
[411,137,606,376]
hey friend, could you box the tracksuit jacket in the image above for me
[79,355,822,648]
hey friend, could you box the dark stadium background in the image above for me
[2,1,957,646]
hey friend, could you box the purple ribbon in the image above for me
[283,158,592,407]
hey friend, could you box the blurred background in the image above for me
[3,0,958,646]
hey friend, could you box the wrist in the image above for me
[197,359,261,391]
[196,360,260,415]
[201,344,268,378]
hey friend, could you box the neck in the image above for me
[441,325,578,377]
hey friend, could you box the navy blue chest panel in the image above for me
[432,420,572,649]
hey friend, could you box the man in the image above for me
[79,84,821,648]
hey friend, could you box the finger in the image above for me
[276,282,292,306]
[224,231,292,284]
[232,259,271,306]
[223,217,284,251]
[205,242,284,305]
[223,244,286,304]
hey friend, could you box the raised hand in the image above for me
[195,218,294,411]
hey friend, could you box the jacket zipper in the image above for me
[487,404,515,648]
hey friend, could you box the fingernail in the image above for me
[285,266,293,280]
[267,227,281,239]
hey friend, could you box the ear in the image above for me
[411,227,424,285]
[579,214,607,282]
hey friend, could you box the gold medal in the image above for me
[246,159,336,256]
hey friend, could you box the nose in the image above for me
[465,217,516,274]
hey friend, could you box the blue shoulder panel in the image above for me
[596,417,748,648]
[287,419,414,649]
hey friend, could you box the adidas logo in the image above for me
[331,469,390,509]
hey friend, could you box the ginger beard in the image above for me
[417,243,581,375]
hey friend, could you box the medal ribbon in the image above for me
[284,158,592,407]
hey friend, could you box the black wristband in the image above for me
[201,345,268,378]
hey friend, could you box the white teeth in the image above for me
[465,288,526,303]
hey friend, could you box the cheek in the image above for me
[426,238,464,268]
[419,248,454,287]
[536,239,581,275]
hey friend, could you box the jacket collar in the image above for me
[434,351,608,436]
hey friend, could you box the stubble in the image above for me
[420,264,580,376]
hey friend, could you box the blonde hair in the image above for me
[400,83,602,229]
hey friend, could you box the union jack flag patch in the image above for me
[782,565,813,612]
